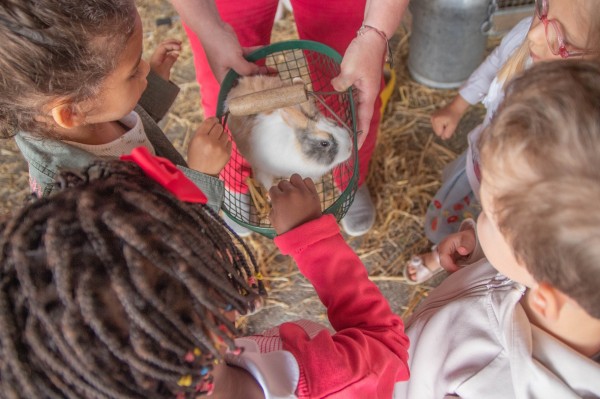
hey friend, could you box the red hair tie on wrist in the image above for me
[121,146,208,204]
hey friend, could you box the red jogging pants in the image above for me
[184,0,381,192]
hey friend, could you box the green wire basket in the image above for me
[216,40,358,238]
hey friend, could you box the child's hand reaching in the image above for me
[269,174,322,235]
[187,117,232,176]
[436,227,477,272]
[150,38,182,81]
[431,95,470,140]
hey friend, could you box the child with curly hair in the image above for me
[0,155,409,398]
[0,0,230,212]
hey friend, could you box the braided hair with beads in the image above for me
[0,160,265,398]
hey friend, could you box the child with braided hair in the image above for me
[0,0,230,212]
[0,154,410,398]
[0,159,265,398]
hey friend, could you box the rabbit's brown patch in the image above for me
[312,129,332,140]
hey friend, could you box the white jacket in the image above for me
[394,227,600,398]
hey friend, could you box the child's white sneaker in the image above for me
[341,185,375,236]
[222,191,253,237]
[222,212,252,237]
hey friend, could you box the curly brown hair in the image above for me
[0,161,266,398]
[480,60,600,319]
[0,0,137,138]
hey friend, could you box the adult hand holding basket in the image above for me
[216,40,359,238]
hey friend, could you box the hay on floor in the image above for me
[0,2,491,327]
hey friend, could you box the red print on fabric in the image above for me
[431,217,438,231]
[447,215,459,224]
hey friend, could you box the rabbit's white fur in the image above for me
[225,75,352,189]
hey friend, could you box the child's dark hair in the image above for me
[0,0,137,138]
[0,161,266,398]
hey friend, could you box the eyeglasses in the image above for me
[535,0,588,59]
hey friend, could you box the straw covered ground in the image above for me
[0,0,491,333]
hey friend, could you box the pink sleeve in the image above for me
[274,215,410,398]
[28,176,43,197]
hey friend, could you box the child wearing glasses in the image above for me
[396,60,600,398]
[406,0,600,284]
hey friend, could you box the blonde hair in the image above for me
[479,60,600,319]
[497,1,600,86]
[496,41,530,85]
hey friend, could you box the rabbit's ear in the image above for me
[280,106,309,130]
[299,98,318,120]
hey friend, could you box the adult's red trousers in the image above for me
[184,0,382,192]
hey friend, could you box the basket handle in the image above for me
[227,83,309,116]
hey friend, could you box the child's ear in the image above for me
[528,282,569,321]
[51,103,86,129]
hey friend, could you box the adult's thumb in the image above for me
[331,73,353,92]
[232,60,261,77]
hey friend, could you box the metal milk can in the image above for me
[408,0,491,89]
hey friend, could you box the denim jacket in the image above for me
[15,71,224,212]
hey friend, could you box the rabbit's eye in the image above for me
[320,141,330,147]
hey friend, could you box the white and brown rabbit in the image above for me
[225,75,353,190]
